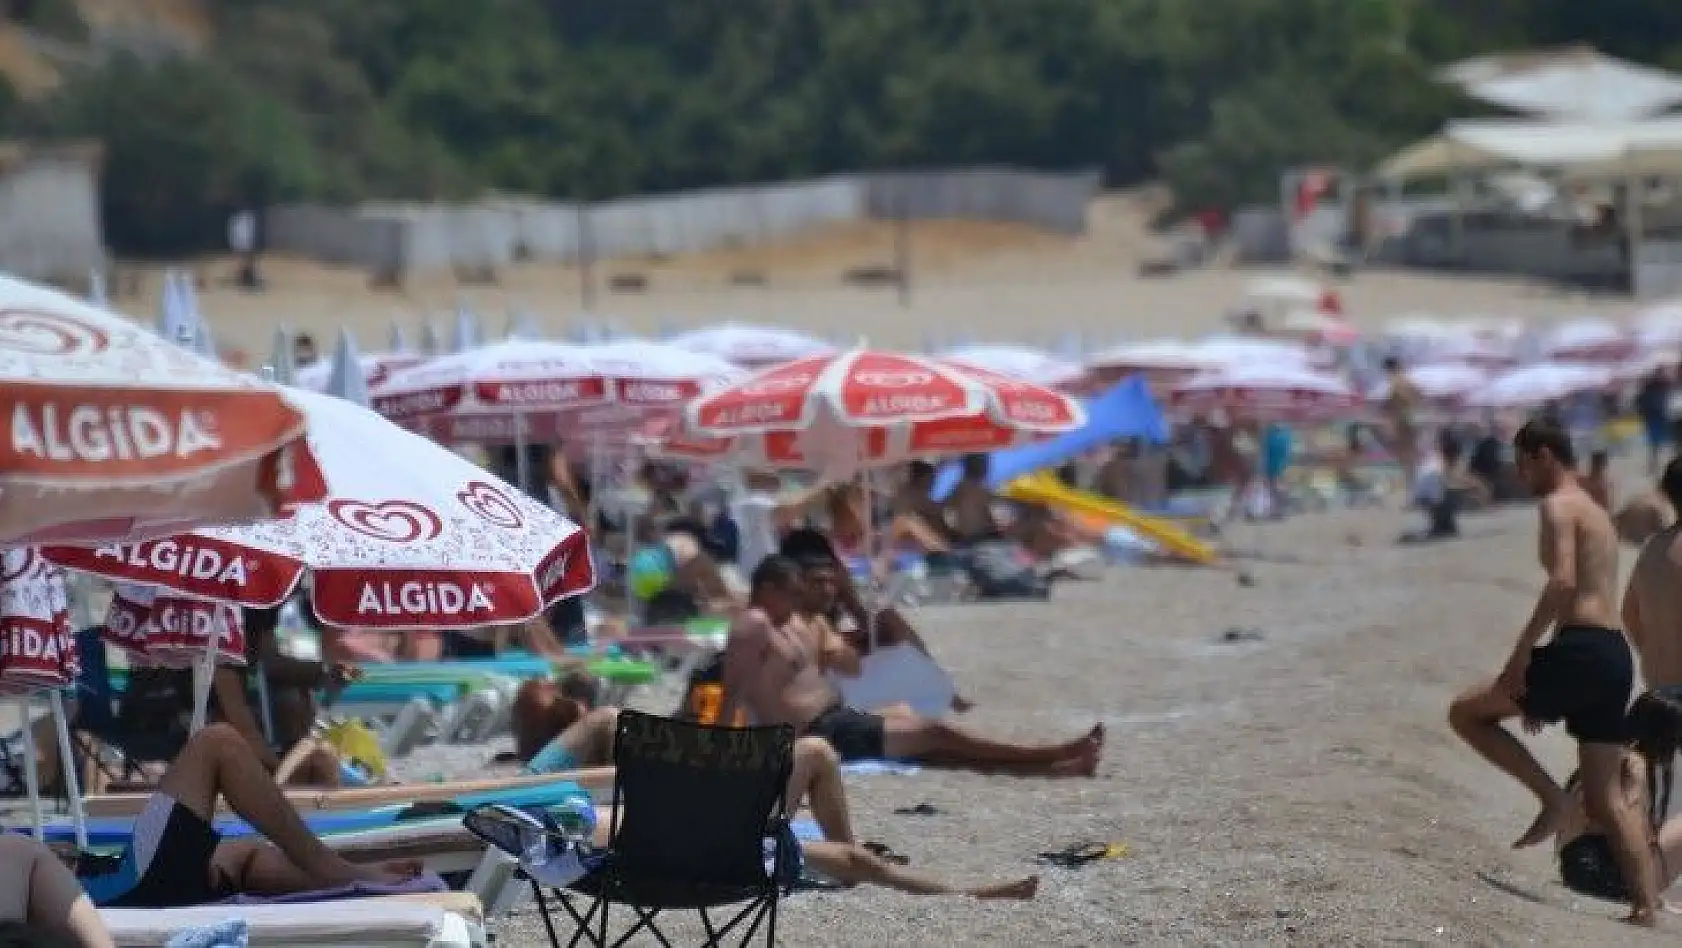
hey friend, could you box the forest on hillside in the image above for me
[5,0,1682,254]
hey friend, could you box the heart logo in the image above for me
[0,548,37,583]
[456,480,524,530]
[0,308,111,357]
[328,499,444,543]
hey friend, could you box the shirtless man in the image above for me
[720,556,1101,776]
[1624,458,1682,690]
[1447,418,1659,926]
[944,455,1003,544]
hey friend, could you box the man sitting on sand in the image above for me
[1622,459,1682,691]
[77,723,420,908]
[720,556,1102,775]
[1447,418,1659,926]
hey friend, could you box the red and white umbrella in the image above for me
[1466,362,1614,409]
[1541,319,1634,363]
[103,583,247,667]
[296,352,426,392]
[1169,364,1361,420]
[1085,340,1209,387]
[669,348,1084,472]
[665,324,836,368]
[1366,362,1489,406]
[0,275,323,546]
[0,549,78,696]
[48,388,596,631]
[371,339,610,443]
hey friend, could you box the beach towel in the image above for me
[832,644,956,719]
[164,918,248,948]
[213,874,448,905]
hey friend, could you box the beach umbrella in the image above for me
[666,323,836,368]
[0,274,322,545]
[1168,364,1361,421]
[1540,319,1633,363]
[1366,362,1488,406]
[295,350,425,396]
[0,548,86,848]
[87,269,106,308]
[47,387,596,632]
[667,348,1084,474]
[1085,340,1209,387]
[505,308,543,340]
[102,584,246,669]
[940,345,1085,388]
[419,319,442,357]
[370,338,609,444]
[322,329,372,408]
[1467,362,1615,409]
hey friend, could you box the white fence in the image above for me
[266,167,1099,282]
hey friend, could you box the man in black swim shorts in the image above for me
[1448,418,1662,926]
[78,723,421,908]
[720,556,1103,776]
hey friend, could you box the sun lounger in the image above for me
[100,892,485,947]
[81,768,615,817]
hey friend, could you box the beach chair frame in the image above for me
[531,710,795,948]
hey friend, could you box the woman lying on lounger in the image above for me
[75,723,421,909]
[1553,687,1682,914]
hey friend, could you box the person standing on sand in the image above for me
[1623,459,1682,691]
[1380,357,1422,492]
[1447,418,1661,926]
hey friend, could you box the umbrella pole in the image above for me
[254,659,277,746]
[48,691,88,852]
[190,638,216,734]
[17,697,44,840]
[515,415,531,497]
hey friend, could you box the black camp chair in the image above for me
[530,710,796,947]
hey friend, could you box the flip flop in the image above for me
[863,841,911,865]
[893,803,942,816]
[1035,840,1129,868]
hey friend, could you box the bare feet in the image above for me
[1623,906,1658,927]
[1511,793,1572,849]
[968,875,1039,900]
[350,858,425,887]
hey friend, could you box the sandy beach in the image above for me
[23,198,1675,944]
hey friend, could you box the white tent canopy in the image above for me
[1440,47,1682,123]
[1377,116,1682,179]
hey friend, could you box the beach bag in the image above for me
[964,541,1049,600]
[676,652,745,726]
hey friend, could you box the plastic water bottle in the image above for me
[552,797,598,842]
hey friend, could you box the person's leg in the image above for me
[784,737,853,844]
[1581,742,1661,925]
[156,723,416,891]
[0,835,115,948]
[1446,679,1571,847]
[799,841,1037,900]
[272,738,342,788]
[525,706,620,773]
[879,711,1101,777]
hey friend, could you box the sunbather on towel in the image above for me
[720,556,1102,776]
[582,731,1038,899]
[77,723,421,909]
[0,835,114,948]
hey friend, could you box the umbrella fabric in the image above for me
[0,549,78,695]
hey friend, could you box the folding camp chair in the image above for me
[521,710,796,947]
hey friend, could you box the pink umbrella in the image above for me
[1169,364,1361,421]
[48,388,596,631]
[0,275,324,546]
[672,348,1084,473]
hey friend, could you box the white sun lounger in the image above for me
[100,892,486,948]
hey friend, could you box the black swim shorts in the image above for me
[106,794,225,908]
[803,704,886,761]
[1519,625,1634,744]
[1559,833,1629,902]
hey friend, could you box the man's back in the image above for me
[1628,527,1682,687]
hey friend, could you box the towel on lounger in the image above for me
[165,919,248,948]
[213,873,447,905]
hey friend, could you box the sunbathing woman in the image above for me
[1552,688,1682,919]
[78,723,421,908]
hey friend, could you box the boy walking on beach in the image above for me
[1447,418,1660,926]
